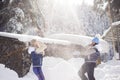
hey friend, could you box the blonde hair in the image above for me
[30,39,37,47]
[30,39,47,54]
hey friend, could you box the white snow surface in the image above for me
[112,21,120,27]
[0,32,71,45]
[0,57,120,80]
[102,2,108,10]
[13,7,25,20]
[102,21,120,39]
[102,27,112,38]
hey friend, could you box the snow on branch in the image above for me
[112,21,120,27]
[0,32,71,45]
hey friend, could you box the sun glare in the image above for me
[57,0,94,6]
[84,0,94,6]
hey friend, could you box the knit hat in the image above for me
[92,37,99,44]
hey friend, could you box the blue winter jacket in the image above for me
[31,51,43,67]
[85,48,100,63]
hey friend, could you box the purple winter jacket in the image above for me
[85,48,100,63]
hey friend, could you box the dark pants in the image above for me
[33,67,45,80]
[78,62,96,80]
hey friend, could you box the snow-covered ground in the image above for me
[0,57,120,80]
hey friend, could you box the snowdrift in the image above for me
[1,57,120,80]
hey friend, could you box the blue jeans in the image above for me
[33,67,45,80]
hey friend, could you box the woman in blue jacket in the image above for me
[28,39,47,80]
